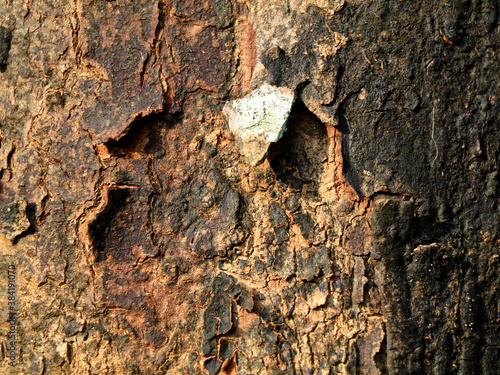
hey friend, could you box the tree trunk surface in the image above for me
[0,0,498,374]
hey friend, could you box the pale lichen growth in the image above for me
[224,84,294,166]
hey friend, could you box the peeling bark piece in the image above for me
[352,257,368,307]
[219,339,236,361]
[78,0,163,143]
[0,198,30,242]
[62,320,84,337]
[204,357,222,375]
[204,293,232,335]
[213,273,237,295]
[297,249,320,281]
[203,315,218,341]
[237,287,254,311]
[162,22,234,112]
[272,244,295,279]
[301,81,337,125]
[294,212,315,241]
[269,201,287,226]
[224,85,295,166]
[357,317,385,375]
[202,338,217,356]
[0,26,12,71]
[308,279,329,309]
[89,186,157,263]
[284,195,300,212]
[346,218,372,256]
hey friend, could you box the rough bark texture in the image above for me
[0,0,499,374]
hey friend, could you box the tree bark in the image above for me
[0,0,498,374]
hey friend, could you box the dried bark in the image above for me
[0,0,498,374]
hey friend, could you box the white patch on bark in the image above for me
[224,84,294,166]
